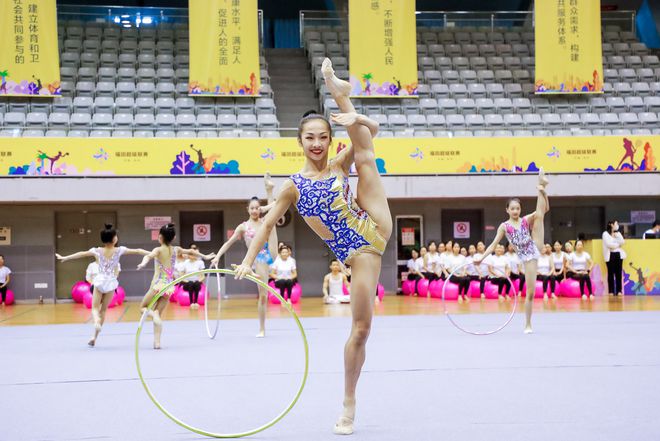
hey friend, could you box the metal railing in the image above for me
[299,9,637,47]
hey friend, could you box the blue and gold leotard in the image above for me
[290,170,387,265]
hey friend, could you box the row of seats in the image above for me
[323,112,660,130]
[303,27,637,46]
[0,113,280,129]
[322,96,660,116]
[58,23,191,41]
[0,129,282,138]
[4,127,658,139]
[333,128,660,138]
[58,52,267,70]
[0,97,277,116]
[12,110,656,131]
[318,80,658,104]
[58,67,271,85]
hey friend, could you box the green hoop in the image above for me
[135,268,309,438]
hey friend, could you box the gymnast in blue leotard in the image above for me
[235,58,393,435]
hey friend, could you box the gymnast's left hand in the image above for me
[232,263,252,280]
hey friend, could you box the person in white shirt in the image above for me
[182,244,206,308]
[602,220,626,296]
[438,240,453,281]
[424,241,442,281]
[567,240,594,300]
[270,245,297,303]
[642,220,659,239]
[470,241,489,298]
[416,246,428,277]
[536,244,554,300]
[550,241,566,298]
[406,249,424,292]
[442,242,470,302]
[85,261,99,292]
[0,255,11,305]
[505,242,524,296]
[488,244,512,300]
[323,259,351,304]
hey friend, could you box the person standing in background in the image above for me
[0,255,11,305]
[602,220,626,296]
[643,220,659,239]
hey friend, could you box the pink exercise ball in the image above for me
[442,282,460,301]
[178,290,191,307]
[197,284,207,306]
[83,291,93,309]
[417,278,430,297]
[268,281,281,305]
[484,281,500,299]
[535,280,546,298]
[170,285,182,303]
[291,283,302,303]
[429,279,444,299]
[116,286,125,304]
[469,280,482,298]
[108,292,119,308]
[71,281,90,303]
[521,281,545,298]
[377,284,384,301]
[559,278,582,298]
[3,289,15,305]
[401,279,415,295]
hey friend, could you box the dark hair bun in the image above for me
[166,223,175,228]
[104,223,113,230]
[302,109,319,118]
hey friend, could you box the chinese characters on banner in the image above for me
[535,0,603,94]
[188,0,260,96]
[0,0,60,97]
[349,0,418,97]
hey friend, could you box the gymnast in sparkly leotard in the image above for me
[138,223,214,349]
[211,174,278,338]
[477,169,550,334]
[234,58,392,435]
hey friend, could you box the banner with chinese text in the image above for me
[0,135,656,176]
[0,0,61,97]
[348,0,417,97]
[188,0,260,96]
[535,0,603,94]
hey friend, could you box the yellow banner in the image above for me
[348,0,417,97]
[0,135,657,176]
[188,0,260,96]
[0,0,60,97]
[586,240,660,295]
[535,0,603,94]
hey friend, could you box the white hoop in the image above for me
[441,263,518,336]
[204,265,222,339]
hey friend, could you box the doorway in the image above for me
[395,216,423,288]
[55,211,116,300]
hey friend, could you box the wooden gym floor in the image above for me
[1,294,659,326]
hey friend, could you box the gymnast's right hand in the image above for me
[210,256,220,268]
[233,263,252,280]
